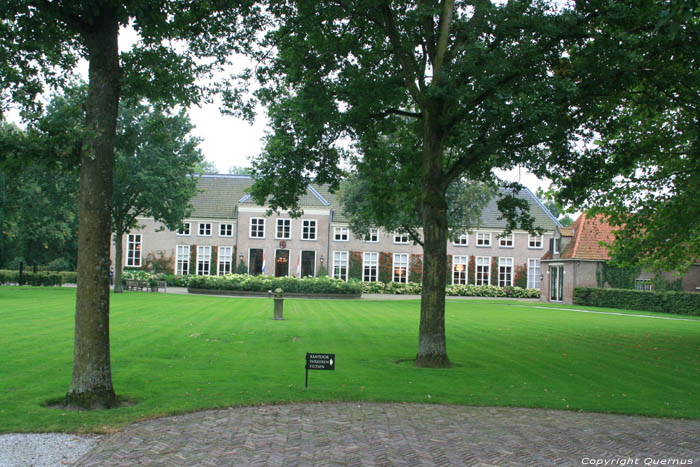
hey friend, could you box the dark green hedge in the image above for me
[0,270,64,286]
[187,274,362,295]
[573,287,700,316]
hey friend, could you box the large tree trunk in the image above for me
[415,107,450,368]
[113,232,124,293]
[65,10,120,409]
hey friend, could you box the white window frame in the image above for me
[393,253,408,283]
[553,238,560,254]
[176,245,190,275]
[219,223,233,237]
[453,234,468,246]
[302,219,317,240]
[475,256,490,286]
[527,258,541,290]
[197,246,211,275]
[498,257,514,287]
[393,232,409,244]
[476,232,491,247]
[126,234,142,267]
[364,228,379,243]
[362,252,378,282]
[198,222,212,237]
[177,222,191,236]
[452,255,468,285]
[528,234,543,249]
[275,218,292,239]
[249,217,265,239]
[334,226,349,242]
[499,233,514,248]
[332,251,349,281]
[218,246,233,275]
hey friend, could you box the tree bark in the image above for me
[415,104,450,368]
[113,232,123,293]
[65,9,119,409]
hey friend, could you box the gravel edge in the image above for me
[0,433,102,467]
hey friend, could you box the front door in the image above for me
[549,265,564,301]
[275,249,289,277]
[301,251,315,277]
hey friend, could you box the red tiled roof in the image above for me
[560,213,620,260]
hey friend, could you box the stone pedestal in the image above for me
[273,287,284,320]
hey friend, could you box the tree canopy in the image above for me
[249,0,592,366]
[0,0,259,409]
[548,1,700,272]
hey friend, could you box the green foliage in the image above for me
[409,254,423,283]
[514,264,528,289]
[573,287,700,317]
[650,276,683,292]
[360,280,540,299]
[551,1,700,273]
[491,257,499,286]
[236,261,248,274]
[378,253,392,284]
[188,274,361,295]
[597,262,640,290]
[317,265,328,277]
[348,251,362,281]
[143,252,174,274]
[0,270,63,286]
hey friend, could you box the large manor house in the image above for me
[115,174,560,291]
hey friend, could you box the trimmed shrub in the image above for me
[188,274,362,295]
[0,270,62,286]
[573,287,700,316]
[359,280,540,298]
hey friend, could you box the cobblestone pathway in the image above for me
[77,403,700,466]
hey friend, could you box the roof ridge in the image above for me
[524,186,562,228]
[569,214,585,258]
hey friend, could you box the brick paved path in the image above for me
[77,403,700,466]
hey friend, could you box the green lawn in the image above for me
[1,287,699,433]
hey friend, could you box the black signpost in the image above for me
[305,352,335,388]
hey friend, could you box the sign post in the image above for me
[305,352,335,388]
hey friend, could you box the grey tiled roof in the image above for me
[190,175,251,219]
[478,187,561,230]
[191,175,559,231]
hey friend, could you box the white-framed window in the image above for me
[250,217,265,238]
[553,238,560,254]
[276,218,291,239]
[198,222,212,236]
[527,258,541,289]
[635,279,652,291]
[475,256,490,286]
[218,246,233,275]
[332,251,348,281]
[334,226,349,241]
[476,232,491,247]
[393,253,408,283]
[176,245,190,275]
[499,233,514,248]
[126,234,142,267]
[219,223,233,237]
[528,234,543,249]
[197,246,211,275]
[177,222,191,236]
[302,219,317,240]
[498,257,514,287]
[453,234,468,246]
[452,255,468,285]
[362,252,378,282]
[364,228,379,243]
[393,232,409,244]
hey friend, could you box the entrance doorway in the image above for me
[549,265,564,301]
[275,249,289,277]
[301,251,315,277]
